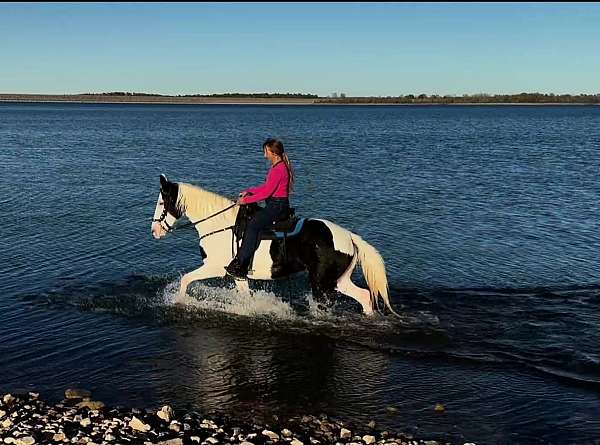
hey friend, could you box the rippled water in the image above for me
[2,103,600,444]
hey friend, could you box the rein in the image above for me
[153,202,239,256]
[176,202,238,231]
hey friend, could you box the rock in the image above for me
[65,389,92,400]
[363,436,376,444]
[385,406,399,415]
[262,430,280,441]
[291,440,303,445]
[240,442,254,445]
[340,428,351,439]
[281,429,293,438]
[15,438,35,445]
[76,401,105,410]
[190,437,201,443]
[157,405,174,422]
[157,440,183,445]
[128,416,151,432]
[434,403,445,413]
[206,438,218,444]
[424,442,439,445]
[2,395,16,405]
[80,418,91,427]
[52,433,66,441]
[2,418,13,428]
[4,439,15,444]
[0,411,5,419]
[104,434,116,441]
[169,422,181,432]
[367,420,376,429]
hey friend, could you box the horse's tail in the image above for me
[350,232,400,317]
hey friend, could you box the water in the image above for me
[2,103,600,444]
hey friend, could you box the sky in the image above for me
[1,2,599,97]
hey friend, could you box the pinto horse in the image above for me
[151,174,397,316]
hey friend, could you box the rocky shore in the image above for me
[0,391,473,445]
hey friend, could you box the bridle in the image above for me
[153,197,238,237]
[152,203,174,233]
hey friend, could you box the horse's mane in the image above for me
[177,183,237,224]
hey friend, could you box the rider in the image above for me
[225,138,294,279]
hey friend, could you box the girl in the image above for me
[225,138,295,279]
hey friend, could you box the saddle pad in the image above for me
[260,218,306,240]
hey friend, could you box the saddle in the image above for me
[234,204,301,243]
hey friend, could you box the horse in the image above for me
[151,174,398,316]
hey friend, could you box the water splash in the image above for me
[163,279,298,320]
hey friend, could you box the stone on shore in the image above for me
[128,416,151,432]
[281,428,293,438]
[65,389,92,400]
[0,391,466,445]
[3,394,16,405]
[157,440,183,445]
[76,400,105,410]
[157,405,174,422]
[262,429,280,441]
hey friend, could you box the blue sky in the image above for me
[1,2,599,96]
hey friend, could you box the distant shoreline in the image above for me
[1,94,598,106]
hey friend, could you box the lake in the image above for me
[2,103,600,444]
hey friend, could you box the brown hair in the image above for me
[263,138,294,194]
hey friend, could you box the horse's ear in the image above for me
[160,174,168,189]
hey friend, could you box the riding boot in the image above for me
[225,257,249,279]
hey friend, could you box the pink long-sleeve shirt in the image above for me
[240,161,290,204]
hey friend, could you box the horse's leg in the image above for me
[335,254,374,315]
[177,263,226,304]
[233,278,251,296]
[308,266,338,310]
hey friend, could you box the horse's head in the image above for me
[151,174,183,239]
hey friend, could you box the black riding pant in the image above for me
[237,197,290,266]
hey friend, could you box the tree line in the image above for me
[315,93,600,104]
[82,92,318,98]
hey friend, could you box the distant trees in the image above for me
[81,92,319,99]
[181,92,319,98]
[82,92,164,96]
[315,93,600,104]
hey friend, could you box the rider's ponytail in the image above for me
[264,138,295,194]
